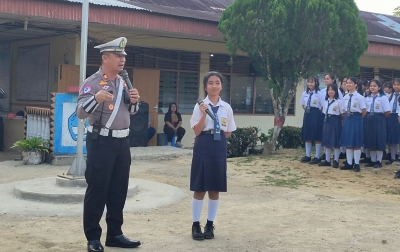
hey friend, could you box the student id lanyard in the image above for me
[210,105,221,141]
[306,92,313,113]
[324,100,335,122]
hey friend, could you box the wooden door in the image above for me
[57,64,79,93]
[131,69,160,146]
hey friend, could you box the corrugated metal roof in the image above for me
[361,11,400,46]
[62,0,146,10]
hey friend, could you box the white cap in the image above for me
[94,37,127,55]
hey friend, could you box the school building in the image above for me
[0,0,399,150]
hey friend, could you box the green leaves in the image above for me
[11,137,49,153]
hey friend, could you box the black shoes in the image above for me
[360,157,371,163]
[301,156,311,163]
[353,164,360,172]
[373,161,382,168]
[332,161,339,168]
[394,170,400,179]
[309,157,320,165]
[340,163,353,170]
[192,223,204,240]
[320,153,326,161]
[364,162,376,167]
[105,234,141,248]
[386,159,396,165]
[87,240,104,252]
[339,152,346,159]
[203,224,215,239]
[318,160,331,167]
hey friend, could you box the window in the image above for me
[158,71,177,113]
[379,68,400,82]
[230,76,253,114]
[178,72,199,113]
[357,67,374,81]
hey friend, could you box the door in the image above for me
[131,69,160,146]
[57,64,79,93]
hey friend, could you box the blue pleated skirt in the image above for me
[190,133,227,192]
[301,108,324,141]
[322,115,342,148]
[363,113,387,150]
[387,114,400,144]
[340,114,363,148]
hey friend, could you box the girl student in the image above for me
[384,81,393,97]
[300,76,326,164]
[319,84,343,168]
[360,83,372,164]
[189,71,236,240]
[363,79,390,168]
[340,77,349,96]
[386,78,400,164]
[339,77,367,172]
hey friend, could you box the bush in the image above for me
[275,126,303,150]
[227,126,259,158]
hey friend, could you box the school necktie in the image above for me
[306,92,313,113]
[370,96,377,115]
[346,94,353,116]
[210,105,221,141]
[324,100,335,122]
[392,94,399,113]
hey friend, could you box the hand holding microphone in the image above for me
[196,98,216,121]
[120,69,140,103]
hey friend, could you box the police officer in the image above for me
[76,37,141,252]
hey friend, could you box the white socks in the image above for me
[346,149,354,165]
[334,148,340,162]
[192,199,203,222]
[376,151,383,162]
[365,149,370,158]
[354,150,361,164]
[192,198,219,223]
[207,199,219,222]
[390,145,398,160]
[315,143,322,158]
[341,147,346,153]
[370,151,377,162]
[325,148,331,162]
[305,142,312,157]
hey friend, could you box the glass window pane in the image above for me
[159,71,177,114]
[231,76,253,114]
[221,75,230,103]
[254,77,274,114]
[178,72,199,114]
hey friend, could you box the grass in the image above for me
[384,188,400,195]
[262,176,302,189]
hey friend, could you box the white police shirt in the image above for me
[365,94,390,114]
[190,96,237,132]
[341,92,367,113]
[322,98,343,116]
[300,90,325,109]
[389,92,400,114]
[320,87,344,100]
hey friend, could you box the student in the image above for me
[340,77,348,96]
[384,81,393,97]
[319,84,343,168]
[363,79,391,168]
[300,76,325,164]
[189,71,236,240]
[340,77,367,172]
[359,82,371,164]
[321,73,344,99]
[386,78,400,164]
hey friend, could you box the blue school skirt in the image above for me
[387,113,400,144]
[301,107,324,141]
[322,115,342,148]
[190,132,227,192]
[364,113,387,150]
[340,113,363,148]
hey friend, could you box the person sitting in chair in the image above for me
[148,115,156,142]
[163,103,185,147]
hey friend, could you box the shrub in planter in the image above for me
[11,137,49,165]
[227,126,259,158]
[276,126,303,150]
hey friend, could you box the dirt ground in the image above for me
[1,149,400,252]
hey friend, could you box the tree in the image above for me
[218,0,369,153]
[394,6,400,17]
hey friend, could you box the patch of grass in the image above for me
[355,174,364,178]
[263,176,301,189]
[246,170,258,174]
[384,188,400,195]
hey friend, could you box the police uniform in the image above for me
[189,96,236,192]
[76,37,139,244]
[387,93,400,145]
[363,94,390,150]
[300,89,325,141]
[322,98,343,148]
[340,92,366,148]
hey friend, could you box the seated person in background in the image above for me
[148,115,156,142]
[163,103,185,147]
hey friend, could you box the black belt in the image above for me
[366,112,384,116]
[202,130,224,134]
[309,107,320,110]
[348,112,361,115]
[326,114,340,118]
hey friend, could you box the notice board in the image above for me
[16,44,50,101]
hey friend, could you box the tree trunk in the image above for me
[263,115,285,154]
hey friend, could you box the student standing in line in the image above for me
[386,78,400,164]
[340,77,367,172]
[319,84,343,168]
[363,79,391,168]
[300,76,325,164]
[339,76,349,159]
[189,71,236,240]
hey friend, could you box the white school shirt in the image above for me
[190,96,237,132]
[341,92,367,113]
[365,94,390,114]
[388,92,400,114]
[300,90,325,109]
[322,98,343,115]
[321,87,344,100]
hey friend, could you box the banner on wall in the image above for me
[0,45,11,111]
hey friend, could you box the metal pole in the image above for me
[67,0,89,176]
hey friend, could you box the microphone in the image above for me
[120,70,133,90]
[196,98,216,121]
